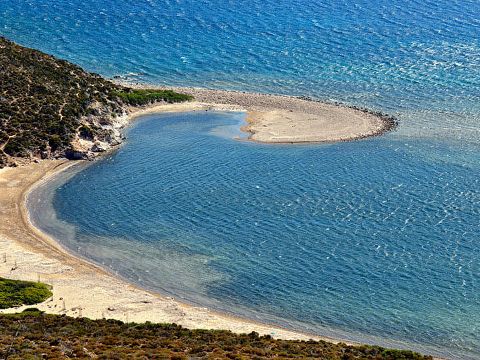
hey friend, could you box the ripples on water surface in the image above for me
[4,0,479,358]
[2,0,480,143]
[29,113,480,359]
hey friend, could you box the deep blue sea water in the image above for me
[4,0,480,358]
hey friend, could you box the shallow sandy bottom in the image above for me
[123,85,392,143]
[0,88,394,345]
[0,161,336,342]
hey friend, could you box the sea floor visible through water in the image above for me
[3,0,480,358]
[28,111,480,360]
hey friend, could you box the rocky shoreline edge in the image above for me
[106,83,399,149]
[67,91,398,162]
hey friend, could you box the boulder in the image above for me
[91,142,107,152]
[65,149,88,160]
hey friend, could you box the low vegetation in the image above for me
[0,278,52,309]
[0,309,432,359]
[0,37,192,167]
[112,88,193,106]
[0,37,431,359]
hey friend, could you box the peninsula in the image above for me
[0,37,192,168]
[0,38,428,359]
[120,85,396,144]
[0,37,394,168]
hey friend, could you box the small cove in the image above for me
[29,111,480,360]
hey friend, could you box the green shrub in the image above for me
[112,89,193,106]
[0,277,52,309]
[3,137,30,157]
[0,151,7,167]
[0,37,194,167]
[22,308,45,314]
[78,125,95,140]
[0,312,433,359]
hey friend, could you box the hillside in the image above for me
[0,37,192,168]
[0,310,432,360]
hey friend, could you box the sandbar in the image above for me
[122,85,396,143]
[0,87,397,345]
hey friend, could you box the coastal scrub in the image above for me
[112,88,193,105]
[0,277,52,309]
[0,311,433,359]
[0,37,192,167]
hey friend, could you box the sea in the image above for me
[2,0,479,358]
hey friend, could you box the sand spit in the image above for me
[0,161,334,342]
[0,88,400,347]
[121,85,396,143]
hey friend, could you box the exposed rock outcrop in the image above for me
[0,37,192,168]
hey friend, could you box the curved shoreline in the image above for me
[0,125,444,359]
[119,84,397,144]
[0,161,338,342]
[0,88,447,356]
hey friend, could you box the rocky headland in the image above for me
[0,37,192,168]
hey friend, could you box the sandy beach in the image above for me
[0,160,339,342]
[0,88,396,344]
[122,85,396,143]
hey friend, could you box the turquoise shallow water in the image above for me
[4,0,480,358]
